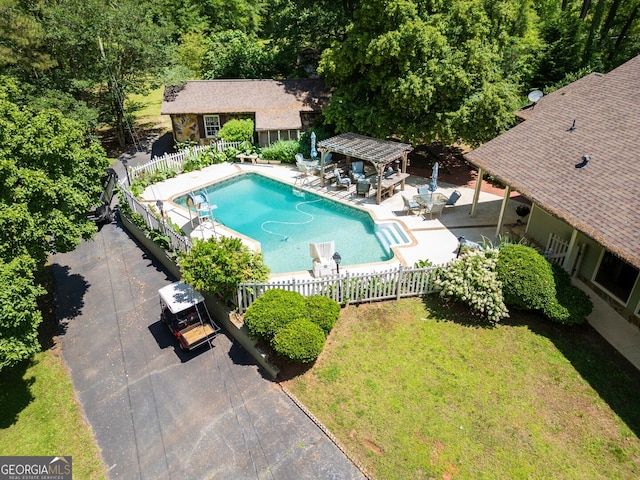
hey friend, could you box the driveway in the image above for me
[52,219,365,479]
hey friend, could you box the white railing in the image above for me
[236,265,442,313]
[544,233,570,265]
[128,140,244,181]
[119,184,193,253]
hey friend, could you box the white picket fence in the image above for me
[544,233,570,265]
[236,265,442,313]
[128,141,244,182]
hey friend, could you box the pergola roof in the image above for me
[318,133,413,167]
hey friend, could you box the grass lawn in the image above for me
[0,351,106,479]
[283,297,640,479]
[127,86,171,132]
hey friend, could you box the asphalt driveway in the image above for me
[52,218,365,479]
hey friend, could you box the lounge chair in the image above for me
[356,179,371,197]
[334,169,351,190]
[402,195,421,215]
[310,241,337,277]
[351,161,365,182]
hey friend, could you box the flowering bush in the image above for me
[433,249,509,324]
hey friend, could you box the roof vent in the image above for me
[567,119,576,132]
[575,155,590,169]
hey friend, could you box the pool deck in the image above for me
[141,162,526,280]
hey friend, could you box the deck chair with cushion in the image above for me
[402,195,421,215]
[356,179,371,197]
[424,201,446,219]
[334,169,351,190]
[351,161,366,182]
[446,190,462,206]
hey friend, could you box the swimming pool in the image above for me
[174,173,410,274]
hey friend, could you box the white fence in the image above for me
[118,184,193,253]
[128,141,244,182]
[236,265,441,313]
[544,233,570,265]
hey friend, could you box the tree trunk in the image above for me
[600,0,623,41]
[614,4,639,50]
[580,0,592,19]
[582,0,607,66]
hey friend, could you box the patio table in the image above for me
[413,192,448,219]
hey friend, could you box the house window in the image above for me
[594,251,638,304]
[203,115,220,138]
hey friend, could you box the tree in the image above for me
[0,78,110,269]
[318,0,536,146]
[0,255,45,372]
[202,30,275,79]
[178,236,270,302]
[39,0,173,147]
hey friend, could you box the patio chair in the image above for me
[446,190,462,206]
[402,195,421,215]
[334,169,351,190]
[417,186,431,195]
[356,179,371,197]
[351,161,365,182]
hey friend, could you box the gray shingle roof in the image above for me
[160,79,330,131]
[465,55,640,269]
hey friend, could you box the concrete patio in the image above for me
[140,161,525,279]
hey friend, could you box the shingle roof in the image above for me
[160,79,330,131]
[318,133,413,167]
[465,55,640,269]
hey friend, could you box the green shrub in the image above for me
[243,289,308,340]
[305,295,341,335]
[260,140,300,163]
[270,318,326,363]
[545,263,593,325]
[434,249,508,324]
[496,244,555,311]
[178,236,270,303]
[218,119,254,141]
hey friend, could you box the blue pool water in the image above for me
[174,173,408,274]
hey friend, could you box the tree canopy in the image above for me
[0,78,109,370]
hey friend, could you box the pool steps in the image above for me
[375,222,410,253]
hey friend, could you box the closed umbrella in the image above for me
[310,132,317,159]
[428,161,439,199]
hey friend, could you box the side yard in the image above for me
[283,297,640,479]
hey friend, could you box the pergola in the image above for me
[317,133,413,204]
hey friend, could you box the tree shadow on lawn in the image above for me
[0,359,35,428]
[507,311,640,439]
[426,294,640,438]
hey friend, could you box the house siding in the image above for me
[528,204,640,326]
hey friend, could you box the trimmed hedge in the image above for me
[305,295,341,335]
[243,289,308,340]
[496,244,556,311]
[270,319,326,363]
[260,140,299,163]
[545,263,593,325]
